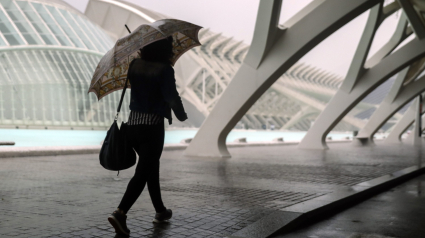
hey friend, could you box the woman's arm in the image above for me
[160,66,187,121]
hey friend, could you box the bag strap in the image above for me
[114,24,133,122]
[115,77,129,178]
[114,78,129,121]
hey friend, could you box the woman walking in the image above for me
[107,36,188,236]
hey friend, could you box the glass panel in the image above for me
[14,22,27,32]
[2,1,43,45]
[49,50,71,83]
[82,54,95,75]
[41,50,72,123]
[45,5,85,48]
[58,51,78,81]
[0,56,9,85]
[8,51,28,83]
[38,33,53,44]
[58,9,97,51]
[16,0,58,45]
[20,50,44,83]
[65,51,85,82]
[40,50,64,83]
[0,34,7,46]
[81,16,113,50]
[87,55,101,75]
[21,33,36,44]
[30,2,72,46]
[24,50,57,123]
[0,48,121,127]
[88,20,114,48]
[66,53,90,123]
[0,53,12,85]
[69,12,110,52]
[0,9,25,45]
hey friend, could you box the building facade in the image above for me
[0,0,119,129]
[0,0,405,133]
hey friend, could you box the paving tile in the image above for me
[0,143,420,237]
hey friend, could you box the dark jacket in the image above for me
[127,58,187,125]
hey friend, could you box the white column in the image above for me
[406,96,422,146]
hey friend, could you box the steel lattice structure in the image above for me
[0,0,126,129]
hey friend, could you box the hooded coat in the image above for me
[127,58,187,125]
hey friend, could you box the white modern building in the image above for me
[85,0,398,131]
[0,0,415,141]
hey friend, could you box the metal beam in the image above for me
[397,0,425,39]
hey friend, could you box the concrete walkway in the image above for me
[0,142,423,238]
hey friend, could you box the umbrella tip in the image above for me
[125,24,131,34]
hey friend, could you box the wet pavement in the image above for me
[272,173,425,238]
[0,142,423,237]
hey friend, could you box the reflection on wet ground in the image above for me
[0,142,423,237]
[272,173,425,238]
[113,223,172,238]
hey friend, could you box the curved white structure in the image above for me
[181,0,425,157]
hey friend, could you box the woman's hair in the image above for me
[140,36,174,64]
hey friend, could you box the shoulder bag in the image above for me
[99,78,136,175]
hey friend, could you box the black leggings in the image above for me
[118,122,166,214]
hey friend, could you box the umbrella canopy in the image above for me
[88,19,202,100]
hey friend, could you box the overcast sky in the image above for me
[62,0,402,78]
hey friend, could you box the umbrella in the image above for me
[88,19,202,100]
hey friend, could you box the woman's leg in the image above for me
[117,124,152,214]
[117,123,165,214]
[147,156,166,213]
[147,122,166,213]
